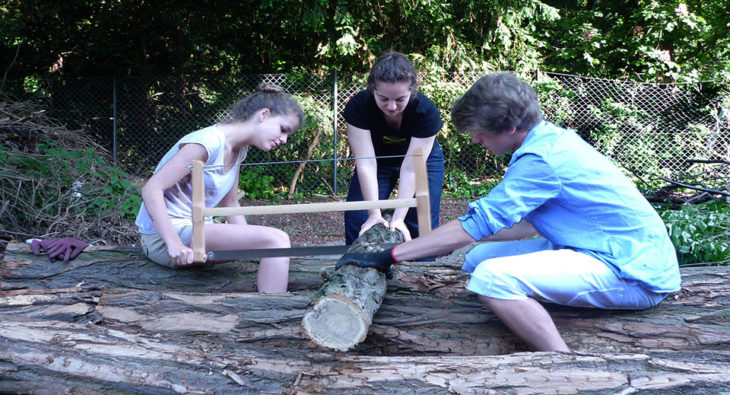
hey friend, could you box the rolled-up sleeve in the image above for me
[459,153,561,240]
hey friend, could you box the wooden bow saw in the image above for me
[191,147,432,263]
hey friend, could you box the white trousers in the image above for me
[463,238,667,309]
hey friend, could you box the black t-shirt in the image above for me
[343,90,443,166]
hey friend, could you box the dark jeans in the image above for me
[344,143,444,245]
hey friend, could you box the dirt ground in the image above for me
[244,196,471,246]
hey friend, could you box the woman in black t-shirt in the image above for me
[343,51,445,244]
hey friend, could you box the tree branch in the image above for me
[0,41,22,94]
[656,176,730,197]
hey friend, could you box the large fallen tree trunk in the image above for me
[1,317,729,394]
[0,241,476,297]
[2,242,730,393]
[2,266,729,356]
[302,224,402,351]
[0,241,470,296]
[0,243,329,293]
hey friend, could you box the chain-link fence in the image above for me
[541,72,729,184]
[540,72,730,198]
[5,71,729,198]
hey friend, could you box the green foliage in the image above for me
[533,75,576,127]
[578,88,721,195]
[239,166,277,200]
[542,0,730,83]
[1,0,562,77]
[1,142,141,220]
[659,201,730,265]
[444,172,499,199]
[3,0,729,84]
[586,98,671,190]
[0,141,141,242]
[589,99,656,166]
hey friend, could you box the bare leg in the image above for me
[256,256,289,293]
[478,295,569,352]
[204,223,290,293]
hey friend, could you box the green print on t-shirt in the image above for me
[383,136,407,144]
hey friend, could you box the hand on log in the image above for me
[302,224,404,351]
[335,244,397,278]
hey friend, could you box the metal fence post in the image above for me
[332,69,339,195]
[113,76,118,169]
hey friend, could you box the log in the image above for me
[1,317,729,393]
[301,224,403,351]
[3,241,730,392]
[2,265,729,357]
[0,242,330,293]
[0,240,474,297]
[3,242,730,355]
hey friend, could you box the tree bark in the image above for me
[2,254,729,356]
[1,317,729,394]
[2,241,730,393]
[0,240,474,296]
[302,224,403,351]
[0,242,329,293]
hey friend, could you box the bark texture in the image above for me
[302,224,402,351]
[2,241,730,393]
[1,316,729,394]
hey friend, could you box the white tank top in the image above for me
[135,125,249,234]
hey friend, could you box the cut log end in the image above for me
[302,295,368,351]
[302,224,402,351]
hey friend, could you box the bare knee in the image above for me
[478,294,500,308]
[268,227,291,248]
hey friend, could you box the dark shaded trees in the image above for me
[3,0,727,83]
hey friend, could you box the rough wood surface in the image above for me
[0,240,476,296]
[302,224,403,351]
[2,241,730,393]
[0,243,328,293]
[2,266,728,358]
[1,317,729,394]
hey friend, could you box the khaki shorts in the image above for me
[140,225,193,269]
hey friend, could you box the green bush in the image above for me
[0,142,141,241]
[239,166,278,200]
[444,171,499,199]
[658,200,730,265]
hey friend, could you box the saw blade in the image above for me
[206,245,350,261]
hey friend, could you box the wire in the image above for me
[186,153,424,169]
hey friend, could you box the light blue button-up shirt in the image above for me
[459,121,681,293]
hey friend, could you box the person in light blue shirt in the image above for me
[336,72,681,351]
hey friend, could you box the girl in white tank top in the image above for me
[135,83,304,293]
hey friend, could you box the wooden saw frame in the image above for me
[190,148,432,263]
